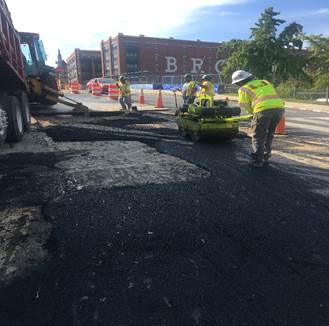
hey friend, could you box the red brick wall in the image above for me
[101,35,226,78]
[136,37,222,76]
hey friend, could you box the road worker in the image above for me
[198,74,215,107]
[116,76,131,111]
[182,73,197,105]
[232,70,284,167]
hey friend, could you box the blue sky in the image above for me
[166,0,329,42]
[8,0,329,66]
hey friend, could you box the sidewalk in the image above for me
[146,89,329,113]
[216,94,329,113]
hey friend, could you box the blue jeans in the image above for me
[119,96,131,110]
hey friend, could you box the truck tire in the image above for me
[16,92,31,131]
[0,108,8,145]
[2,95,24,143]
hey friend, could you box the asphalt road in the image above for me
[0,94,328,326]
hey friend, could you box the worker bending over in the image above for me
[232,70,284,168]
[117,76,131,111]
[182,73,197,105]
[198,74,215,107]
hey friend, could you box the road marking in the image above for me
[311,117,329,121]
[286,106,329,113]
[285,121,329,133]
[273,151,329,170]
[287,117,329,127]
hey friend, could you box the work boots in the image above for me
[248,160,264,168]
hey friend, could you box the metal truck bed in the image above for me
[0,0,26,91]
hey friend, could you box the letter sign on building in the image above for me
[215,60,225,73]
[191,58,204,73]
[165,56,178,73]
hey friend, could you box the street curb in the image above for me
[216,95,329,114]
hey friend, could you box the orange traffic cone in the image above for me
[140,88,145,105]
[155,90,164,108]
[275,114,286,134]
[70,82,80,94]
[92,83,102,96]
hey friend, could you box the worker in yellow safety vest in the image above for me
[232,70,284,168]
[182,73,197,105]
[116,76,131,111]
[198,74,215,107]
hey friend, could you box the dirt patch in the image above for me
[54,141,210,189]
[0,207,52,284]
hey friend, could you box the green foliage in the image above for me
[218,7,307,83]
[251,7,285,41]
[279,23,303,49]
[304,34,329,89]
[218,39,250,80]
[276,79,312,98]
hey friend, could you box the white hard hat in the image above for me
[231,70,253,84]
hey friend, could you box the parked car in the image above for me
[86,78,115,94]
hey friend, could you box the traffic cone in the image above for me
[92,83,102,96]
[155,90,164,108]
[275,114,286,134]
[139,88,145,105]
[71,82,80,94]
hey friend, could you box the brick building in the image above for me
[66,49,102,84]
[100,34,224,81]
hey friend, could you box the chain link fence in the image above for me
[113,71,329,104]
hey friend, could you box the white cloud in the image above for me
[285,7,329,20]
[312,8,329,15]
[6,0,247,65]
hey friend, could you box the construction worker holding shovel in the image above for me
[117,76,131,111]
[232,70,284,168]
[182,73,197,105]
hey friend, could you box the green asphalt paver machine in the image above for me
[176,99,252,142]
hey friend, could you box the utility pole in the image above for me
[272,64,278,85]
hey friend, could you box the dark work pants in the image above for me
[183,95,196,105]
[119,95,131,110]
[251,108,284,162]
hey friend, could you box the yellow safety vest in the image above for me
[199,81,215,98]
[118,82,130,96]
[187,81,197,97]
[238,80,284,114]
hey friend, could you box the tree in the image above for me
[217,39,250,80]
[251,7,285,41]
[218,7,306,83]
[304,35,329,89]
[279,23,303,50]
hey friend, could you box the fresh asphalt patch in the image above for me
[1,112,329,325]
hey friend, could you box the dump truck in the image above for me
[0,0,87,144]
[0,0,33,143]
